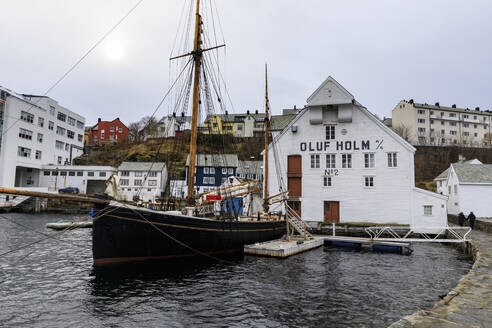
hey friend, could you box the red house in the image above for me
[86,117,129,145]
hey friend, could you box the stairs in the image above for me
[285,204,313,240]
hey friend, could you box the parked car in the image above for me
[58,187,80,194]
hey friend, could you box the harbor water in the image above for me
[0,213,472,328]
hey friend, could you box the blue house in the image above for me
[185,154,239,194]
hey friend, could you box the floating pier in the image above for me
[244,236,324,258]
[46,221,93,230]
[324,236,412,255]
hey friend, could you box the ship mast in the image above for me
[263,64,270,213]
[187,0,203,203]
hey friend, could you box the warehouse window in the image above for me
[364,153,375,168]
[323,176,332,187]
[454,185,458,194]
[310,154,320,168]
[342,154,352,168]
[20,111,34,123]
[325,125,335,140]
[387,152,397,167]
[364,176,374,187]
[424,205,433,216]
[326,154,336,168]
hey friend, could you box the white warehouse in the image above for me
[266,76,447,230]
[0,86,85,188]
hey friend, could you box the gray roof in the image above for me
[435,168,449,180]
[452,163,492,184]
[237,160,263,175]
[270,114,296,131]
[118,162,166,171]
[185,154,238,167]
[412,102,492,116]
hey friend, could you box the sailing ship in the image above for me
[91,0,287,266]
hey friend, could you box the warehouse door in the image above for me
[324,201,339,222]
[287,155,302,197]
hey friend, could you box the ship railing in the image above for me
[364,226,472,243]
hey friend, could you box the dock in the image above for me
[46,221,93,230]
[324,236,412,255]
[244,236,324,258]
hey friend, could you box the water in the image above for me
[0,213,472,328]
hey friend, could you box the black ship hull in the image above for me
[92,203,286,266]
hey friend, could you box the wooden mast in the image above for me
[263,64,270,213]
[187,0,203,203]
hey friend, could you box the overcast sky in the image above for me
[1,0,492,125]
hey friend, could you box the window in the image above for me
[454,185,458,194]
[57,112,66,122]
[118,126,122,133]
[311,154,320,168]
[474,124,478,129]
[326,154,336,168]
[448,185,451,194]
[441,121,445,126]
[430,119,434,125]
[20,111,34,123]
[148,180,157,186]
[149,171,157,177]
[56,126,66,136]
[474,132,478,137]
[43,171,50,176]
[341,154,352,168]
[101,130,105,139]
[77,120,84,129]
[99,172,106,177]
[473,116,477,120]
[135,171,142,177]
[121,171,129,176]
[222,168,227,174]
[450,122,457,126]
[67,130,75,139]
[19,128,33,140]
[463,114,469,119]
[424,205,433,216]
[204,167,209,174]
[55,140,64,150]
[364,153,375,168]
[450,130,457,135]
[323,176,332,187]
[57,157,62,165]
[109,134,114,140]
[203,177,209,184]
[417,109,425,114]
[325,125,335,140]
[48,121,54,130]
[88,171,94,177]
[120,179,129,186]
[38,117,44,128]
[110,126,114,132]
[463,123,469,128]
[464,132,470,136]
[17,147,31,158]
[78,134,83,142]
[77,171,83,176]
[228,168,233,175]
[210,167,215,174]
[134,179,142,186]
[37,133,43,143]
[387,152,397,167]
[35,150,42,160]
[67,117,75,126]
[418,127,426,133]
[60,171,67,176]
[418,119,425,123]
[209,177,215,185]
[441,129,445,135]
[69,171,75,176]
[52,170,59,176]
[65,143,70,151]
[49,106,55,116]
[364,176,374,187]
[449,113,456,117]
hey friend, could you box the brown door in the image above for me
[324,201,340,222]
[288,201,301,217]
[287,155,302,197]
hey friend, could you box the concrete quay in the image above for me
[389,225,492,328]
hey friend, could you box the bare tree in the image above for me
[393,124,411,141]
[128,122,142,142]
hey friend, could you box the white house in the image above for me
[434,158,482,195]
[0,86,85,188]
[39,165,116,194]
[117,162,167,202]
[266,76,448,230]
[438,161,492,218]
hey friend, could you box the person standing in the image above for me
[458,212,466,227]
[468,211,476,229]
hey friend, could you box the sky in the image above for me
[1,0,492,125]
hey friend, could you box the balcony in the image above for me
[463,117,481,124]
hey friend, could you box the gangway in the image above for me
[365,226,471,243]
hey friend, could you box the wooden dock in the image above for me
[244,236,324,258]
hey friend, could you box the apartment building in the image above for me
[392,100,492,147]
[0,86,85,188]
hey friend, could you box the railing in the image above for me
[365,226,471,243]
[285,204,313,240]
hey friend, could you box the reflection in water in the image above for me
[0,213,472,328]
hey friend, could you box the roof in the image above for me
[452,163,492,184]
[118,162,166,171]
[270,114,296,131]
[383,117,392,127]
[160,115,191,124]
[237,160,263,175]
[411,102,492,116]
[205,113,265,123]
[185,154,238,167]
[435,168,449,180]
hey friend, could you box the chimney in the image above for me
[452,104,456,108]
[98,118,101,122]
[255,110,258,114]
[435,102,439,106]
[225,110,228,115]
[294,105,297,110]
[247,110,250,115]
[116,117,119,121]
[475,107,480,111]
[409,99,414,104]
[181,112,184,117]
[172,112,176,117]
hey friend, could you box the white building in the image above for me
[154,114,191,138]
[266,76,447,230]
[0,86,85,188]
[435,160,492,217]
[117,162,167,202]
[39,165,116,194]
